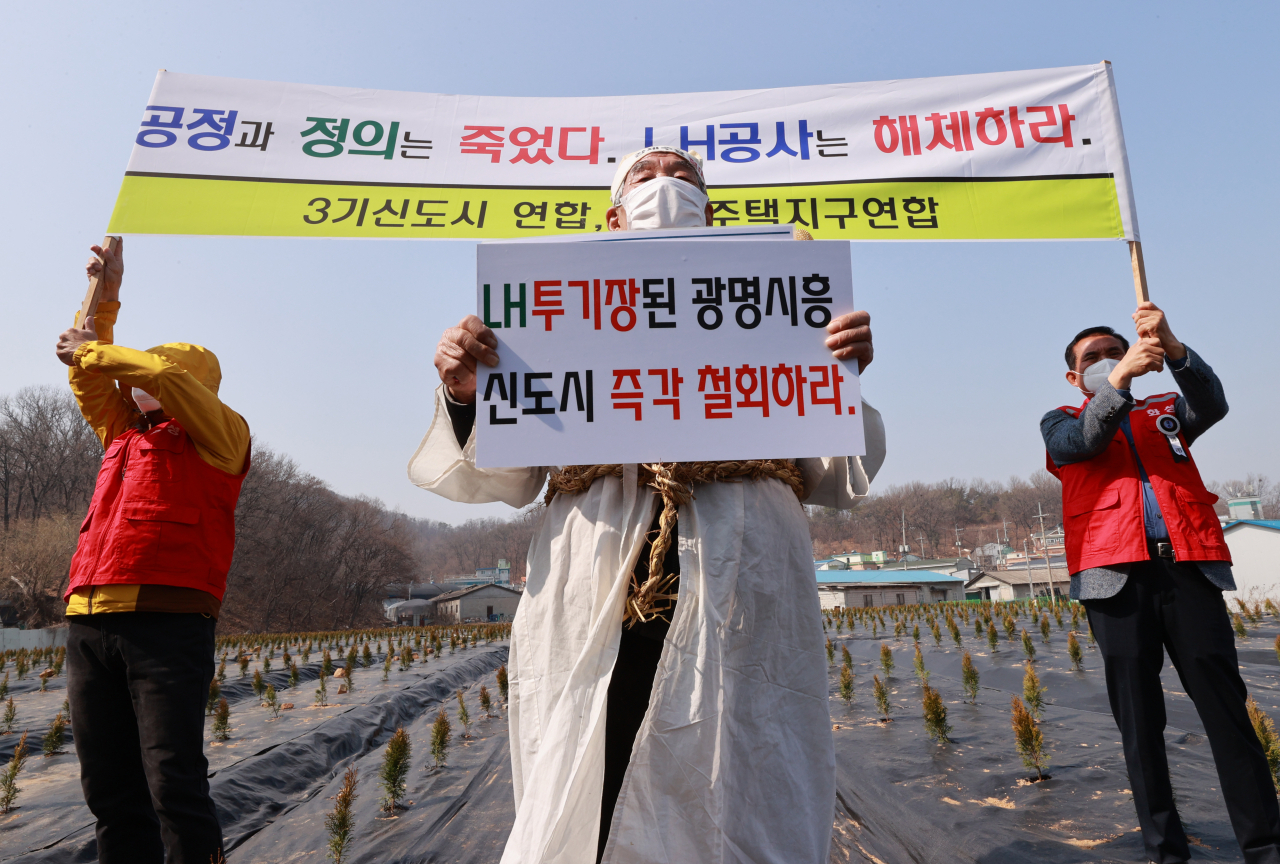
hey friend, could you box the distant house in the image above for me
[966,567,1070,602]
[382,582,448,625]
[1222,520,1280,600]
[815,569,967,608]
[439,559,516,589]
[434,583,523,624]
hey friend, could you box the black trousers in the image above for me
[66,612,223,864]
[1085,558,1280,864]
[598,511,679,863]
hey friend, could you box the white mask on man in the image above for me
[618,176,709,230]
[1080,358,1119,395]
[132,387,161,413]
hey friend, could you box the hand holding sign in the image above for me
[435,315,499,404]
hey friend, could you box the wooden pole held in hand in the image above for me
[77,236,121,328]
[1128,240,1149,305]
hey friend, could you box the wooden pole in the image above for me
[1128,240,1149,305]
[76,236,121,328]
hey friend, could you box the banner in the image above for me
[109,64,1138,242]
[473,236,862,467]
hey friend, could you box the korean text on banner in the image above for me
[109,63,1137,242]
[473,239,863,468]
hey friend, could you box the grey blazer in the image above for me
[1040,346,1234,601]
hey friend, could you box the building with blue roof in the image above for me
[1221,520,1280,600]
[814,565,967,608]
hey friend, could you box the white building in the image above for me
[965,567,1071,601]
[434,583,523,623]
[1222,520,1280,601]
[816,569,967,608]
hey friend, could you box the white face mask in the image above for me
[1080,358,1119,395]
[618,176,709,230]
[132,387,161,413]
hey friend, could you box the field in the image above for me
[1,600,1278,863]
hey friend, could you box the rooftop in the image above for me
[816,570,966,586]
[435,583,524,603]
[1224,519,1280,532]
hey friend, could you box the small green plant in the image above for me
[1233,614,1249,639]
[456,689,471,738]
[262,655,272,674]
[912,623,920,642]
[872,674,892,722]
[15,655,27,680]
[841,643,852,670]
[0,731,29,813]
[879,643,894,678]
[216,656,227,684]
[431,708,452,767]
[921,684,952,743]
[38,675,47,694]
[1023,663,1047,719]
[212,698,231,741]
[948,618,963,649]
[326,764,358,863]
[1021,629,1036,662]
[316,672,329,707]
[362,644,374,668]
[323,649,334,677]
[265,685,281,719]
[239,654,249,678]
[0,672,8,701]
[207,679,221,715]
[1,697,16,734]
[479,684,493,717]
[379,727,411,812]
[399,646,413,672]
[42,711,67,757]
[1003,616,1016,642]
[1275,634,1280,665]
[825,638,835,665]
[961,650,980,703]
[1040,613,1051,643]
[1247,697,1280,790]
[912,643,929,685]
[838,665,854,706]
[894,619,904,639]
[1067,631,1084,671]
[931,621,943,647]
[496,664,509,703]
[987,622,998,652]
[289,661,300,689]
[382,651,392,681]
[252,669,265,698]
[1011,696,1047,781]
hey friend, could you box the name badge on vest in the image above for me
[1156,414,1189,462]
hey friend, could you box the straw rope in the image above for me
[545,460,806,625]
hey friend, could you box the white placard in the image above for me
[474,238,863,467]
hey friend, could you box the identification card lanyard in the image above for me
[1156,414,1189,462]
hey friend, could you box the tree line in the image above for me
[2,385,1275,629]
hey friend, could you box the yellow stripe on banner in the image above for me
[108,175,1125,241]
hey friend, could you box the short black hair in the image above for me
[1065,326,1129,369]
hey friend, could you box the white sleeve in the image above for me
[794,399,886,509]
[407,384,551,508]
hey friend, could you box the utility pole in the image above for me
[917,533,927,561]
[899,509,911,570]
[1023,538,1036,601]
[1035,502,1053,604]
[1001,517,1011,545]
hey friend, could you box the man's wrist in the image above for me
[1165,339,1187,362]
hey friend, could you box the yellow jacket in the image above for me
[65,301,250,615]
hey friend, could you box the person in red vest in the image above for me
[54,238,250,864]
[1043,302,1279,864]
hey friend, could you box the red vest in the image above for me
[1046,392,1230,573]
[67,420,250,602]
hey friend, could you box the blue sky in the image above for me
[3,1,1276,524]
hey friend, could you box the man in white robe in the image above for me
[409,146,886,864]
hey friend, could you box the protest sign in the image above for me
[473,237,861,468]
[109,63,1137,243]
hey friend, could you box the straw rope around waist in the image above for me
[544,461,806,625]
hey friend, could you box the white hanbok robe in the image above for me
[408,384,886,864]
